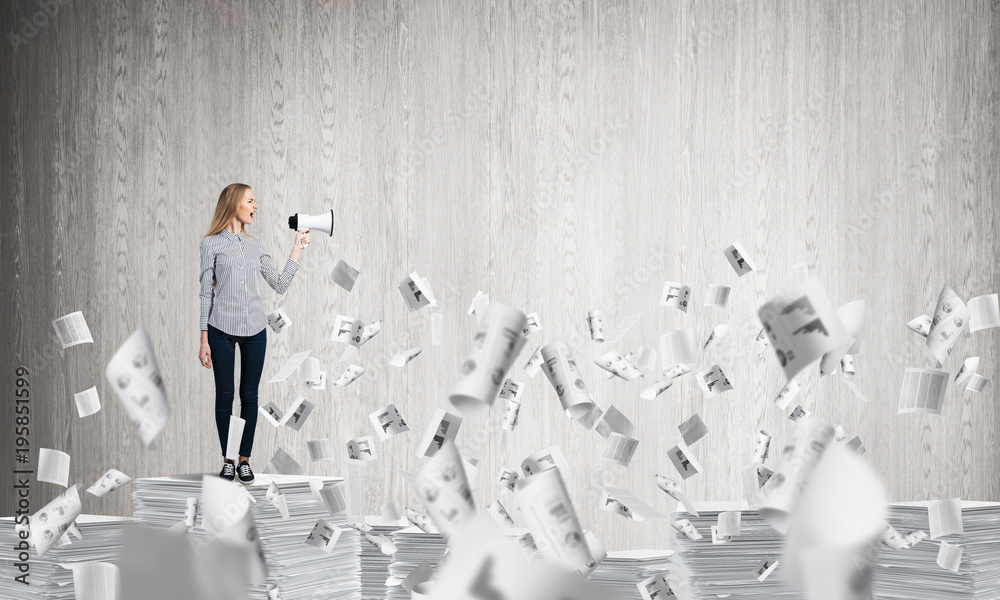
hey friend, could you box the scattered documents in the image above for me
[330,259,360,292]
[105,328,169,448]
[52,311,93,348]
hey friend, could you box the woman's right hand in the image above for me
[200,335,212,368]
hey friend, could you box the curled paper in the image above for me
[450,303,527,416]
[540,342,595,421]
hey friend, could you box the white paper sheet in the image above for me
[695,364,733,397]
[330,259,360,292]
[266,308,292,333]
[38,448,71,487]
[389,346,422,367]
[86,469,131,498]
[267,350,313,384]
[967,293,999,332]
[724,242,757,276]
[450,303,527,416]
[346,435,378,461]
[52,311,93,348]
[659,329,697,367]
[540,342,595,421]
[897,367,949,415]
[666,440,703,480]
[660,282,692,312]
[928,498,964,539]
[758,279,851,380]
[927,285,970,365]
[416,408,463,458]
[369,404,409,440]
[705,284,731,307]
[105,328,170,448]
[74,386,102,418]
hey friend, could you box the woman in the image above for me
[198,183,310,484]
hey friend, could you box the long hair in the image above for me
[205,183,252,237]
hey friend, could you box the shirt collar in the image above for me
[220,229,243,242]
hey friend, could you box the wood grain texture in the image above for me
[1,0,998,553]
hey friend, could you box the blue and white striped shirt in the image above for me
[199,230,300,336]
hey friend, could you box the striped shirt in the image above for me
[199,229,300,336]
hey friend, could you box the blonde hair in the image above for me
[205,183,252,237]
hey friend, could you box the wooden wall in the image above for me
[2,0,998,552]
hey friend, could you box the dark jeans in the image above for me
[207,324,266,459]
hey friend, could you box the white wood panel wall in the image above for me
[1,0,997,552]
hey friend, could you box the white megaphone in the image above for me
[288,210,334,248]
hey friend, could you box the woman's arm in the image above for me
[199,237,215,330]
[258,230,309,294]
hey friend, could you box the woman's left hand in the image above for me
[291,229,310,260]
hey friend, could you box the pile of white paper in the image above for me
[874,501,1000,600]
[386,526,448,600]
[588,549,672,600]
[359,517,406,600]
[132,474,361,600]
[667,503,797,599]
[0,514,129,600]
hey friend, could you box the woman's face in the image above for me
[236,188,257,225]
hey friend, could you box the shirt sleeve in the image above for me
[199,237,216,331]
[258,240,300,294]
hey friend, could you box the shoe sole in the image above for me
[239,477,255,485]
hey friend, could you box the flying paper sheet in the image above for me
[937,541,963,572]
[659,329,697,367]
[497,468,519,492]
[705,284,731,307]
[594,351,644,380]
[330,259,360,292]
[74,386,101,418]
[305,519,343,554]
[224,416,245,462]
[774,379,801,410]
[71,561,121,600]
[307,438,335,462]
[928,498,964,539]
[261,447,304,476]
[86,468,131,498]
[267,350,312,384]
[416,408,462,458]
[488,499,516,528]
[346,435,378,461]
[541,342,595,421]
[514,466,593,574]
[954,357,979,384]
[369,404,409,440]
[671,518,703,541]
[104,328,170,448]
[389,346,423,367]
[758,278,851,380]
[398,271,437,311]
[521,446,571,478]
[266,308,292,334]
[601,432,639,467]
[52,311,93,348]
[660,282,692,312]
[450,303,527,416]
[792,261,809,283]
[760,417,836,534]
[405,440,475,539]
[788,405,811,421]
[600,485,665,521]
[703,324,729,351]
[640,378,673,400]
[38,448,71,487]
[695,364,733,398]
[897,367,949,415]
[522,312,542,336]
[966,373,989,393]
[678,414,709,446]
[523,344,544,376]
[30,484,82,556]
[907,314,932,337]
[656,475,699,516]
[586,310,605,342]
[968,293,999,332]
[667,441,703,480]
[927,285,970,365]
[201,475,268,584]
[724,242,757,276]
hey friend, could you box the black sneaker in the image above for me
[220,460,236,481]
[237,460,255,485]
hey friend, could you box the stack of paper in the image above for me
[875,501,1000,599]
[360,517,406,600]
[386,526,448,600]
[588,549,672,599]
[132,474,361,600]
[668,502,797,599]
[0,514,130,600]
